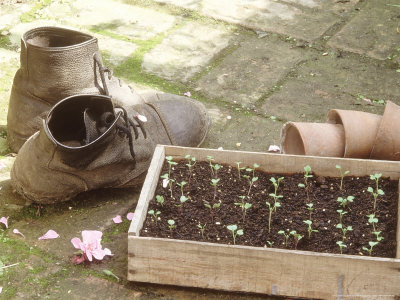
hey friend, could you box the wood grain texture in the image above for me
[128,237,400,300]
[128,145,400,299]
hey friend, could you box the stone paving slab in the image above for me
[328,0,400,60]
[155,0,360,41]
[44,0,179,40]
[142,22,233,82]
[201,102,283,152]
[196,35,314,105]
[261,53,400,123]
[0,1,32,29]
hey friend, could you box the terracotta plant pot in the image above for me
[326,109,382,158]
[370,101,400,160]
[281,122,345,157]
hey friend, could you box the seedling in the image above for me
[362,241,379,256]
[212,164,221,176]
[298,165,313,188]
[373,231,384,242]
[227,224,243,245]
[266,240,274,248]
[306,203,314,219]
[167,219,175,231]
[148,209,161,225]
[269,177,284,211]
[337,196,355,209]
[303,220,318,238]
[197,223,206,239]
[336,241,347,254]
[165,156,177,177]
[235,162,246,180]
[336,165,350,190]
[335,223,352,241]
[176,181,187,197]
[207,155,215,176]
[289,230,303,250]
[278,230,290,247]
[368,173,384,211]
[266,201,281,233]
[185,154,196,181]
[367,214,378,232]
[337,209,348,224]
[156,195,165,206]
[161,173,175,198]
[246,163,259,178]
[211,178,220,202]
[243,174,258,196]
[176,196,188,215]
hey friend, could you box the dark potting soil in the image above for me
[141,160,398,258]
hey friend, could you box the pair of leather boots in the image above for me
[8,27,210,204]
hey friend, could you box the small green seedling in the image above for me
[266,240,274,248]
[156,195,165,206]
[336,241,347,254]
[212,164,221,176]
[207,155,215,175]
[337,196,355,209]
[363,241,379,256]
[176,196,189,215]
[234,196,252,220]
[269,177,284,211]
[211,178,220,202]
[306,203,314,219]
[148,209,161,224]
[246,163,259,178]
[165,156,177,177]
[373,231,384,242]
[227,225,243,245]
[235,162,246,180]
[367,214,378,232]
[303,220,318,238]
[300,165,313,187]
[290,230,303,250]
[278,230,290,247]
[337,209,348,224]
[243,174,258,196]
[204,200,221,222]
[167,219,175,231]
[176,181,187,197]
[266,201,281,233]
[185,154,196,180]
[368,173,384,211]
[161,173,175,198]
[336,165,350,190]
[197,223,206,239]
[336,223,353,241]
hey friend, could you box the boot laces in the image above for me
[93,53,113,96]
[115,105,147,163]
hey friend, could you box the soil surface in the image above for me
[142,160,398,258]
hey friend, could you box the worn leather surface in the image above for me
[7,27,146,152]
[11,94,209,203]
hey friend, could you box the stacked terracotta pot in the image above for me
[281,101,400,160]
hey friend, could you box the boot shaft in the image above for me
[19,27,100,102]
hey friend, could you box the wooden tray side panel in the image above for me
[128,237,400,300]
[164,146,400,179]
[128,145,165,236]
[397,181,400,259]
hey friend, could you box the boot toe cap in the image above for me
[145,93,210,147]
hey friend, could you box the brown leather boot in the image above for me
[7,26,193,152]
[11,94,209,203]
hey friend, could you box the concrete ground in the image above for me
[0,0,399,298]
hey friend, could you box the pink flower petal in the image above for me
[104,248,113,256]
[113,215,122,224]
[268,145,281,153]
[70,255,86,264]
[82,230,102,244]
[0,216,8,228]
[137,114,147,123]
[126,212,134,221]
[13,229,25,238]
[71,237,83,250]
[184,91,191,97]
[38,229,60,240]
[162,178,169,188]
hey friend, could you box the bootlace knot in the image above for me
[115,105,147,163]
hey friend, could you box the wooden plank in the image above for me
[128,145,165,236]
[128,236,400,300]
[164,146,400,179]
